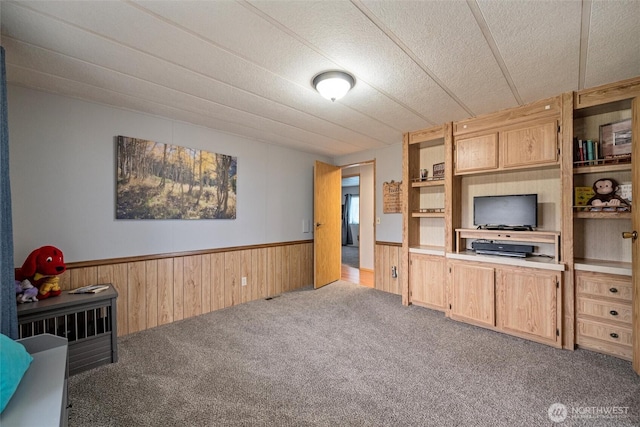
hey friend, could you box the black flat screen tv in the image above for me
[473,194,538,230]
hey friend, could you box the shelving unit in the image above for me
[402,123,457,309]
[567,79,639,364]
[571,92,634,272]
[403,75,640,370]
[455,228,561,263]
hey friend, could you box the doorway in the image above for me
[341,162,375,287]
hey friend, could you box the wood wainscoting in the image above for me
[54,241,313,337]
[375,242,402,296]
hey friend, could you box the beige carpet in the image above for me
[68,281,640,426]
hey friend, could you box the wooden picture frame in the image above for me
[600,119,632,158]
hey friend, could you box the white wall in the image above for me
[8,86,330,263]
[335,143,403,243]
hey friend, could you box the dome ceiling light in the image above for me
[312,71,355,102]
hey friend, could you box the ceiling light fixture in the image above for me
[312,71,355,102]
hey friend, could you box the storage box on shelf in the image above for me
[16,285,118,376]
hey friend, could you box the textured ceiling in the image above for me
[1,1,639,157]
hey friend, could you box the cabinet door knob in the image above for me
[610,333,619,339]
[610,310,618,316]
[609,287,618,293]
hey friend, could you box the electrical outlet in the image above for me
[241,277,247,286]
[391,266,397,278]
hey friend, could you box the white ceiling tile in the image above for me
[477,0,583,102]
[361,0,517,117]
[1,0,639,156]
[584,0,640,88]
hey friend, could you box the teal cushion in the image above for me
[0,333,33,413]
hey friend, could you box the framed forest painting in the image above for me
[116,136,237,219]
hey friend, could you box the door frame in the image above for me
[340,160,376,282]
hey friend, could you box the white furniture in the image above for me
[0,334,69,427]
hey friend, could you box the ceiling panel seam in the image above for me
[239,0,437,128]
[7,62,365,154]
[350,0,475,118]
[3,37,380,151]
[5,2,395,147]
[578,0,592,90]
[129,0,410,135]
[466,0,523,106]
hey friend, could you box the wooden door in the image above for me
[453,133,499,174]
[449,262,495,327]
[631,97,640,374]
[409,253,445,310]
[498,268,558,344]
[314,161,341,289]
[500,120,558,169]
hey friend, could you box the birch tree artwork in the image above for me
[116,136,237,219]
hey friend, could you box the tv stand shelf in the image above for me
[455,228,561,263]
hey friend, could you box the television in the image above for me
[473,194,538,230]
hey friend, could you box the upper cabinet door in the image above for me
[454,133,498,175]
[501,120,558,169]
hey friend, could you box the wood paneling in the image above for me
[210,253,225,311]
[59,242,313,337]
[157,258,174,327]
[145,260,158,329]
[127,261,146,334]
[375,243,401,296]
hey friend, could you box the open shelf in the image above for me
[411,179,445,188]
[574,258,632,276]
[455,228,561,263]
[409,245,446,256]
[573,162,631,175]
[574,210,631,219]
[412,211,445,218]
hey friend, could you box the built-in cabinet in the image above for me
[448,260,561,347]
[449,261,495,327]
[409,253,445,311]
[576,271,633,361]
[402,75,640,370]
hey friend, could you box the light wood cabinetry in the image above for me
[501,120,558,168]
[576,271,632,360]
[454,133,498,174]
[402,123,460,306]
[565,77,640,365]
[403,75,640,367]
[454,97,561,175]
[497,268,560,345]
[409,253,445,311]
[449,261,495,327]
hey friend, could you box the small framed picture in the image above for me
[600,119,632,158]
[432,162,445,179]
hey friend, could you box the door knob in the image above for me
[316,222,323,228]
[621,231,638,241]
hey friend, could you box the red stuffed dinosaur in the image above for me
[15,246,67,299]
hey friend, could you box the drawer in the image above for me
[577,335,632,361]
[576,297,632,324]
[577,318,632,347]
[576,272,632,302]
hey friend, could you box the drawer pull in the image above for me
[609,287,618,293]
[609,310,618,316]
[610,333,619,339]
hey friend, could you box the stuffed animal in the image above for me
[15,279,39,303]
[15,246,67,299]
[587,178,629,208]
